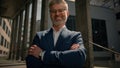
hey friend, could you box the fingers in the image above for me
[28,45,42,58]
[28,45,39,55]
[70,44,80,50]
[28,46,34,55]
[29,45,36,51]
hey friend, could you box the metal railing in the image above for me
[89,41,120,55]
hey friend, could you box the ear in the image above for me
[67,11,70,17]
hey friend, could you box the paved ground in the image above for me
[0,59,26,67]
[0,59,120,68]
[0,65,26,68]
[94,60,120,68]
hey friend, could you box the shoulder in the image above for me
[36,30,47,36]
[64,29,82,39]
[71,31,81,35]
[71,31,82,38]
[67,29,82,36]
[36,29,50,38]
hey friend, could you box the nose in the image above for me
[55,11,60,16]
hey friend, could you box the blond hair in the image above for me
[49,0,68,10]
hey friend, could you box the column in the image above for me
[16,12,23,60]
[40,0,49,30]
[8,18,15,60]
[12,16,19,60]
[21,3,30,60]
[30,0,37,45]
[75,0,94,68]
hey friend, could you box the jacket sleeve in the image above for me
[42,32,86,67]
[26,32,44,68]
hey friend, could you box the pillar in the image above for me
[40,0,49,30]
[16,12,23,60]
[21,3,30,60]
[75,0,94,68]
[8,18,15,60]
[30,0,37,45]
[12,16,19,60]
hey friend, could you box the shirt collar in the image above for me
[52,25,66,32]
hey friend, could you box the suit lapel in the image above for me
[45,28,54,50]
[55,27,68,50]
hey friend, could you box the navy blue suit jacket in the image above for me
[26,27,86,68]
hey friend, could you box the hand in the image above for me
[28,45,42,58]
[70,44,80,50]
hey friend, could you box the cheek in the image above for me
[50,14,54,19]
[62,14,68,19]
[63,12,69,18]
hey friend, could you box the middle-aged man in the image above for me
[26,0,86,68]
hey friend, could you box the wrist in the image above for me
[39,50,43,57]
[39,51,45,61]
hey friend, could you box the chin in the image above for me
[53,21,64,26]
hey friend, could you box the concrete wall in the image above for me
[90,6,119,52]
[67,1,75,16]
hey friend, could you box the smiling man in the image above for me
[26,0,86,68]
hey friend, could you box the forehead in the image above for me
[50,3,67,9]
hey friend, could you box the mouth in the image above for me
[54,18,62,22]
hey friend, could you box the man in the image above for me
[26,0,86,68]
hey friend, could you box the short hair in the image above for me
[49,0,68,10]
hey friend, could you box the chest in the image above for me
[40,34,74,51]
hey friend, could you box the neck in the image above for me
[53,24,64,31]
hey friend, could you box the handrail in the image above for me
[89,41,120,55]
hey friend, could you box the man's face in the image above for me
[50,3,69,26]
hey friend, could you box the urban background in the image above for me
[0,0,120,68]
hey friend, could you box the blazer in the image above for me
[26,27,86,68]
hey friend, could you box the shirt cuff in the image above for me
[39,51,45,60]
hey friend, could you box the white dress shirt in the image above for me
[52,25,66,46]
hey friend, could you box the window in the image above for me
[0,50,2,54]
[8,30,11,37]
[0,19,3,27]
[3,21,6,30]
[7,42,9,48]
[118,31,120,35]
[1,36,4,46]
[4,40,6,47]
[9,20,13,27]
[66,15,76,31]
[92,18,108,51]
[6,26,8,34]
[116,12,120,19]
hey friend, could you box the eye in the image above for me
[50,9,66,13]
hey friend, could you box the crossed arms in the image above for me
[27,32,86,67]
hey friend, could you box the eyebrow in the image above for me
[49,8,67,12]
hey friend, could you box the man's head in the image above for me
[49,0,69,26]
